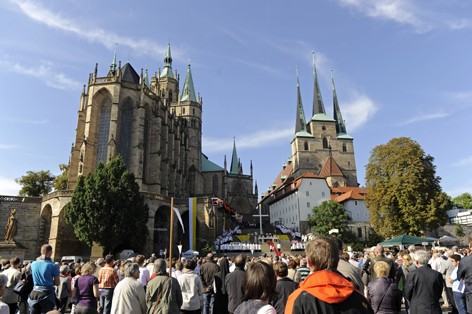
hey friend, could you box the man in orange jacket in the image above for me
[285,237,373,314]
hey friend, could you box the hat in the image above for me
[95,258,105,266]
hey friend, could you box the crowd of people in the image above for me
[2,236,472,313]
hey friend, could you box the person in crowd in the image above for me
[273,261,298,314]
[334,238,364,293]
[1,257,21,313]
[225,255,246,314]
[72,262,100,314]
[111,263,146,314]
[28,244,60,314]
[0,273,11,314]
[443,250,457,313]
[285,237,373,314]
[286,260,297,281]
[146,258,182,314]
[136,255,150,289]
[394,252,411,312]
[367,261,401,313]
[18,262,33,314]
[177,259,203,314]
[70,264,82,314]
[293,258,310,283]
[404,250,443,314]
[200,253,220,314]
[458,233,472,312]
[449,254,466,314]
[363,244,395,282]
[97,255,119,314]
[233,261,277,314]
[56,265,71,313]
[214,256,230,313]
[172,261,183,279]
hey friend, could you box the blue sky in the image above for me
[1,0,471,199]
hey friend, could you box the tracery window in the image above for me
[96,99,112,164]
[119,100,133,167]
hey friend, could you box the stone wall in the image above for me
[0,196,42,260]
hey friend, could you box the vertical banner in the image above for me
[188,197,197,251]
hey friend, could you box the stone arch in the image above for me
[39,204,52,245]
[153,205,170,255]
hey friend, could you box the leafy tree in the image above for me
[455,224,465,238]
[365,137,451,238]
[453,193,472,209]
[64,156,149,254]
[15,170,55,197]
[308,200,351,238]
[53,164,69,191]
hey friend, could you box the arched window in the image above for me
[342,143,347,152]
[168,90,173,102]
[182,107,186,114]
[212,175,219,195]
[119,99,133,167]
[304,141,309,150]
[322,137,328,149]
[96,99,112,164]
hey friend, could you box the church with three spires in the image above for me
[260,53,369,237]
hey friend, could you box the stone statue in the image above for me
[4,208,18,242]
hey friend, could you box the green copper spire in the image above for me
[230,137,239,174]
[159,43,174,79]
[331,71,347,135]
[312,51,326,116]
[110,43,117,74]
[180,64,197,102]
[294,67,312,138]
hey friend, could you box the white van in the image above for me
[61,256,84,263]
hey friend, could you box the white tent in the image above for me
[438,235,459,245]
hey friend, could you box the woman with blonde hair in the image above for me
[71,262,100,314]
[367,261,401,313]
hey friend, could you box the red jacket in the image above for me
[284,270,373,314]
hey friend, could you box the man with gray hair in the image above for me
[111,262,146,314]
[404,250,443,314]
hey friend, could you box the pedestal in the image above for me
[0,241,27,261]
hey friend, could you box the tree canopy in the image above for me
[365,137,451,238]
[15,170,55,197]
[53,163,69,191]
[453,193,472,209]
[308,200,351,237]
[64,156,149,254]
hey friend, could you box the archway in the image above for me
[39,205,52,245]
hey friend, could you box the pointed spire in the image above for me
[230,137,239,174]
[180,64,197,102]
[144,69,149,87]
[159,43,174,79]
[331,70,347,135]
[294,66,309,136]
[312,51,326,116]
[110,43,117,74]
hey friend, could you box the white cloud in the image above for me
[0,57,82,90]
[203,127,292,153]
[0,176,20,196]
[451,156,472,168]
[0,144,18,150]
[10,0,178,59]
[401,111,449,125]
[342,94,378,132]
[0,118,48,125]
[445,91,472,102]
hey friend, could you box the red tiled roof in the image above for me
[319,156,345,178]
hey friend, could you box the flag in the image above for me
[173,207,185,234]
[188,198,197,250]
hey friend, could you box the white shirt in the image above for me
[0,301,9,314]
[137,266,150,287]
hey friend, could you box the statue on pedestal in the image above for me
[4,208,18,242]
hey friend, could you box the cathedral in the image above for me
[0,45,258,260]
[260,54,360,234]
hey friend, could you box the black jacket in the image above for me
[273,277,298,314]
[225,267,245,313]
[367,277,401,314]
[404,265,443,314]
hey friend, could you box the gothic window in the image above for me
[322,137,328,149]
[183,107,185,114]
[119,99,133,167]
[342,143,347,152]
[142,114,149,182]
[96,99,112,164]
[358,228,362,238]
[168,90,173,102]
[304,141,309,150]
[212,175,219,195]
[322,126,326,131]
[193,108,195,115]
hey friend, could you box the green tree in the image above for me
[365,137,451,238]
[453,193,472,209]
[64,156,149,254]
[15,170,55,197]
[53,164,69,191]
[455,224,465,238]
[308,200,351,237]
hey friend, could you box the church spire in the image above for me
[230,137,239,175]
[294,67,309,137]
[159,43,174,79]
[110,44,117,75]
[180,64,197,102]
[331,71,347,135]
[312,51,326,116]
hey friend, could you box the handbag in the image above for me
[13,280,26,295]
